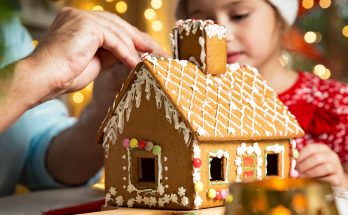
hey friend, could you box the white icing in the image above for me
[265,144,285,177]
[174,19,226,39]
[192,139,203,209]
[178,187,186,197]
[198,36,206,67]
[102,65,192,157]
[235,143,262,182]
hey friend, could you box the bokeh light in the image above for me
[152,20,163,31]
[302,0,314,9]
[92,5,104,11]
[151,0,163,9]
[144,8,156,20]
[72,92,85,104]
[304,31,317,43]
[115,1,127,13]
[319,0,331,9]
[343,25,348,38]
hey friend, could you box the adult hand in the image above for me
[296,143,348,188]
[26,7,166,104]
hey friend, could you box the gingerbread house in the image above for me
[97,19,304,210]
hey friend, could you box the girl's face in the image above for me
[186,0,282,68]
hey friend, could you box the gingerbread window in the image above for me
[266,154,279,176]
[265,144,285,177]
[209,150,229,184]
[131,150,159,190]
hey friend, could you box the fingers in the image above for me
[297,143,331,163]
[299,162,337,178]
[99,25,139,68]
[92,11,168,57]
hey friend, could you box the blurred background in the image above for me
[4,0,348,193]
[16,0,348,117]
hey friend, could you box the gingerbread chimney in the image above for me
[171,19,227,75]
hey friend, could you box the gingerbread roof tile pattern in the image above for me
[99,54,304,143]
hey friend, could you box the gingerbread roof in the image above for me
[98,55,304,144]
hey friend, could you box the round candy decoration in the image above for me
[138,139,146,149]
[194,182,203,192]
[225,194,233,203]
[207,189,216,199]
[292,149,299,159]
[290,169,299,178]
[220,189,228,199]
[122,138,130,148]
[193,158,202,168]
[215,190,222,200]
[152,145,161,155]
[130,138,138,148]
[145,141,154,151]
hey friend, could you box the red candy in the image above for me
[193,158,202,168]
[215,190,222,200]
[138,140,146,149]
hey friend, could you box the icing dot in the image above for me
[164,166,168,171]
[123,177,126,181]
[220,189,228,199]
[145,141,154,151]
[164,157,168,162]
[207,189,216,199]
[122,166,127,170]
[225,194,233,203]
[152,145,161,155]
[215,190,222,200]
[130,138,138,148]
[122,138,130,148]
[123,185,126,189]
[193,158,202,168]
[194,182,203,192]
[293,149,299,159]
[138,139,146,150]
[165,177,168,180]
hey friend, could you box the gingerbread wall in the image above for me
[195,139,291,209]
[104,84,196,210]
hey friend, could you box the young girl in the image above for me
[176,0,348,188]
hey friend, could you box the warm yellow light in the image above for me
[85,82,94,92]
[152,20,163,32]
[105,0,114,2]
[302,0,314,9]
[115,1,127,13]
[304,31,317,43]
[144,8,156,20]
[151,0,163,9]
[269,205,292,215]
[313,64,326,76]
[319,0,331,8]
[73,92,85,104]
[32,40,39,47]
[92,5,104,11]
[343,25,348,38]
[321,69,331,80]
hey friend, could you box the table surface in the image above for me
[1,187,348,215]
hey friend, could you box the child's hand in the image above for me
[296,143,348,188]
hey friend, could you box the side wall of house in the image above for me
[196,139,290,209]
[104,85,195,209]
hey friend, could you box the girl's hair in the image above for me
[175,0,290,32]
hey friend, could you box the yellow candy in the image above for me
[130,138,138,148]
[207,189,216,199]
[225,194,233,203]
[194,182,204,192]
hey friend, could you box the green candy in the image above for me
[152,145,161,155]
[293,149,299,159]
